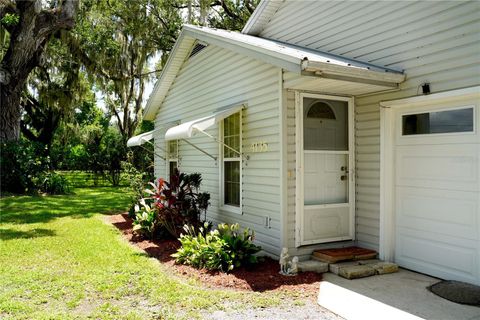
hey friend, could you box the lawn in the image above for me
[0,187,281,319]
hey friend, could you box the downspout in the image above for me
[279,69,288,250]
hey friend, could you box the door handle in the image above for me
[340,175,348,181]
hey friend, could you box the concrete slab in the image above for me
[338,265,376,279]
[319,268,480,320]
[329,261,360,275]
[298,260,329,273]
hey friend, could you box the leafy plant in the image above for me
[131,170,211,239]
[217,223,262,268]
[132,199,157,239]
[42,172,72,195]
[1,13,20,27]
[0,139,50,194]
[173,223,261,272]
[122,152,149,218]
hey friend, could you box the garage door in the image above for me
[394,99,480,285]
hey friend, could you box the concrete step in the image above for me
[327,258,399,279]
[297,260,329,273]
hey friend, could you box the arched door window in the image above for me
[307,101,336,119]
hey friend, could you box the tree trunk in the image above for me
[0,0,78,142]
[0,85,22,141]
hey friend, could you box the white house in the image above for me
[131,0,480,285]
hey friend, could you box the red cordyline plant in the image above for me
[137,169,211,238]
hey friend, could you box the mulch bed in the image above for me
[108,213,322,298]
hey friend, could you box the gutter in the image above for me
[301,59,406,88]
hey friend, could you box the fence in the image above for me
[57,171,126,188]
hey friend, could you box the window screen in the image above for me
[223,112,241,207]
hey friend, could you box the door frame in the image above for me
[295,92,355,247]
[379,86,480,261]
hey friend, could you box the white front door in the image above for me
[296,93,355,246]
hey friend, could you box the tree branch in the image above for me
[219,0,238,19]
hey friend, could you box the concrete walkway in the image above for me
[319,268,480,320]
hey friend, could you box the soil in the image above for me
[108,213,322,298]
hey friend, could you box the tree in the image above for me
[20,37,88,153]
[67,0,182,143]
[0,0,79,142]
[179,0,259,30]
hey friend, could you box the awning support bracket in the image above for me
[197,129,250,161]
[137,143,166,161]
[181,139,217,161]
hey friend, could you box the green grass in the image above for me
[0,187,280,319]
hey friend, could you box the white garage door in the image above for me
[394,99,480,285]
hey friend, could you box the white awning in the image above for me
[127,130,155,147]
[165,104,243,141]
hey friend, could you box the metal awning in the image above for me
[165,104,243,141]
[164,104,246,162]
[127,124,177,161]
[127,130,156,147]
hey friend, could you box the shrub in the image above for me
[131,170,211,239]
[122,152,150,219]
[172,223,262,272]
[42,172,72,195]
[0,139,50,194]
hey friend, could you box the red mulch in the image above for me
[108,213,322,298]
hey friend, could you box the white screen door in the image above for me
[296,93,355,246]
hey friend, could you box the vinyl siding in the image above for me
[261,0,480,251]
[153,44,282,256]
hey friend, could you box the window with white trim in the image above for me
[222,112,241,209]
[167,140,178,179]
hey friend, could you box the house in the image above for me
[130,0,480,285]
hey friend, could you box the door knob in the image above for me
[340,175,347,181]
[341,166,348,171]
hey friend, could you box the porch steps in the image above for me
[299,246,399,279]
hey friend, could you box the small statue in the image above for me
[279,247,290,275]
[288,256,299,275]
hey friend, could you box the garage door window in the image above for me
[402,107,474,135]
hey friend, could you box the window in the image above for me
[222,112,241,209]
[167,140,178,179]
[307,101,336,119]
[402,107,474,135]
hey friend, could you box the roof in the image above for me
[144,24,405,120]
[241,0,282,35]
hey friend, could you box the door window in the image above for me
[303,98,348,151]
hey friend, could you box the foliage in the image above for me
[173,222,262,272]
[0,13,19,27]
[20,37,90,151]
[207,0,260,31]
[122,151,152,218]
[131,170,211,239]
[132,198,158,239]
[100,128,126,186]
[70,0,182,142]
[50,100,108,171]
[149,170,211,237]
[0,139,73,195]
[0,0,78,142]
[0,139,50,194]
[41,172,72,195]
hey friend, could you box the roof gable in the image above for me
[242,0,282,35]
[144,24,404,120]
